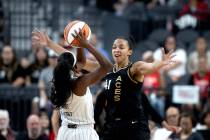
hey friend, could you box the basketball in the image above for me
[64,20,91,47]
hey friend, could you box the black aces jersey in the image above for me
[104,63,146,122]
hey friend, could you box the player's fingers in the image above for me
[32,36,40,41]
[168,49,174,55]
[161,47,165,54]
[169,54,176,59]
[71,32,77,38]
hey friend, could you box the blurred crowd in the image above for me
[0,0,210,140]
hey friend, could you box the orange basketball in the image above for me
[64,20,91,47]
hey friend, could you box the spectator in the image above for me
[0,44,28,87]
[32,50,57,114]
[198,110,210,140]
[169,112,204,140]
[28,47,48,83]
[189,57,210,106]
[179,0,209,21]
[0,109,15,140]
[154,35,187,83]
[39,109,54,140]
[142,51,166,117]
[188,37,210,74]
[16,114,49,140]
[153,106,180,140]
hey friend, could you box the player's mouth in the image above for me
[114,54,121,57]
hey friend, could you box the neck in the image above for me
[115,61,129,70]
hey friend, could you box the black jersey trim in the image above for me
[127,68,139,84]
[113,62,132,73]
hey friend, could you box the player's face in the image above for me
[112,39,132,64]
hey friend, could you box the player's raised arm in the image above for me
[72,30,112,95]
[32,29,68,55]
[32,29,99,72]
[131,48,176,76]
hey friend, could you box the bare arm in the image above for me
[32,30,98,72]
[130,48,176,81]
[51,109,60,137]
[75,48,86,71]
[73,30,112,96]
[12,77,25,87]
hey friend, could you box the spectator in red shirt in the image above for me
[142,51,166,117]
[142,51,165,95]
[189,57,210,106]
[179,0,209,21]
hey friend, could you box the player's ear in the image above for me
[128,49,132,57]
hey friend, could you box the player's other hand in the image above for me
[161,48,176,71]
[32,29,50,48]
[71,29,89,48]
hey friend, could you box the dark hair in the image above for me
[50,52,75,108]
[180,112,197,127]
[0,44,17,67]
[201,109,210,124]
[118,35,135,50]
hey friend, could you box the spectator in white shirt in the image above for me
[154,35,187,82]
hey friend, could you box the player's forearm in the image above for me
[84,43,112,72]
[51,112,60,137]
[76,48,86,70]
[141,61,164,74]
[83,59,99,72]
[47,39,67,55]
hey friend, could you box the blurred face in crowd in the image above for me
[112,38,132,65]
[196,37,207,54]
[36,47,47,63]
[48,56,58,67]
[0,110,9,130]
[165,36,176,51]
[1,45,15,65]
[143,51,154,63]
[27,115,42,139]
[204,113,210,128]
[166,107,180,126]
[40,113,50,129]
[180,116,193,134]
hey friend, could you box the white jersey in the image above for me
[60,87,95,125]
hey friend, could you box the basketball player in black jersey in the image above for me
[99,37,178,140]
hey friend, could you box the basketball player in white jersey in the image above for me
[32,30,112,140]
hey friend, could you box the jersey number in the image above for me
[105,80,111,90]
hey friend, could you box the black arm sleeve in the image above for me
[141,93,164,125]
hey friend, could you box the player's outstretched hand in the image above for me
[161,48,176,71]
[32,29,51,48]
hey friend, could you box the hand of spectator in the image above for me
[32,29,51,48]
[162,121,181,133]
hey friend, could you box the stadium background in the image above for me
[0,0,210,139]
